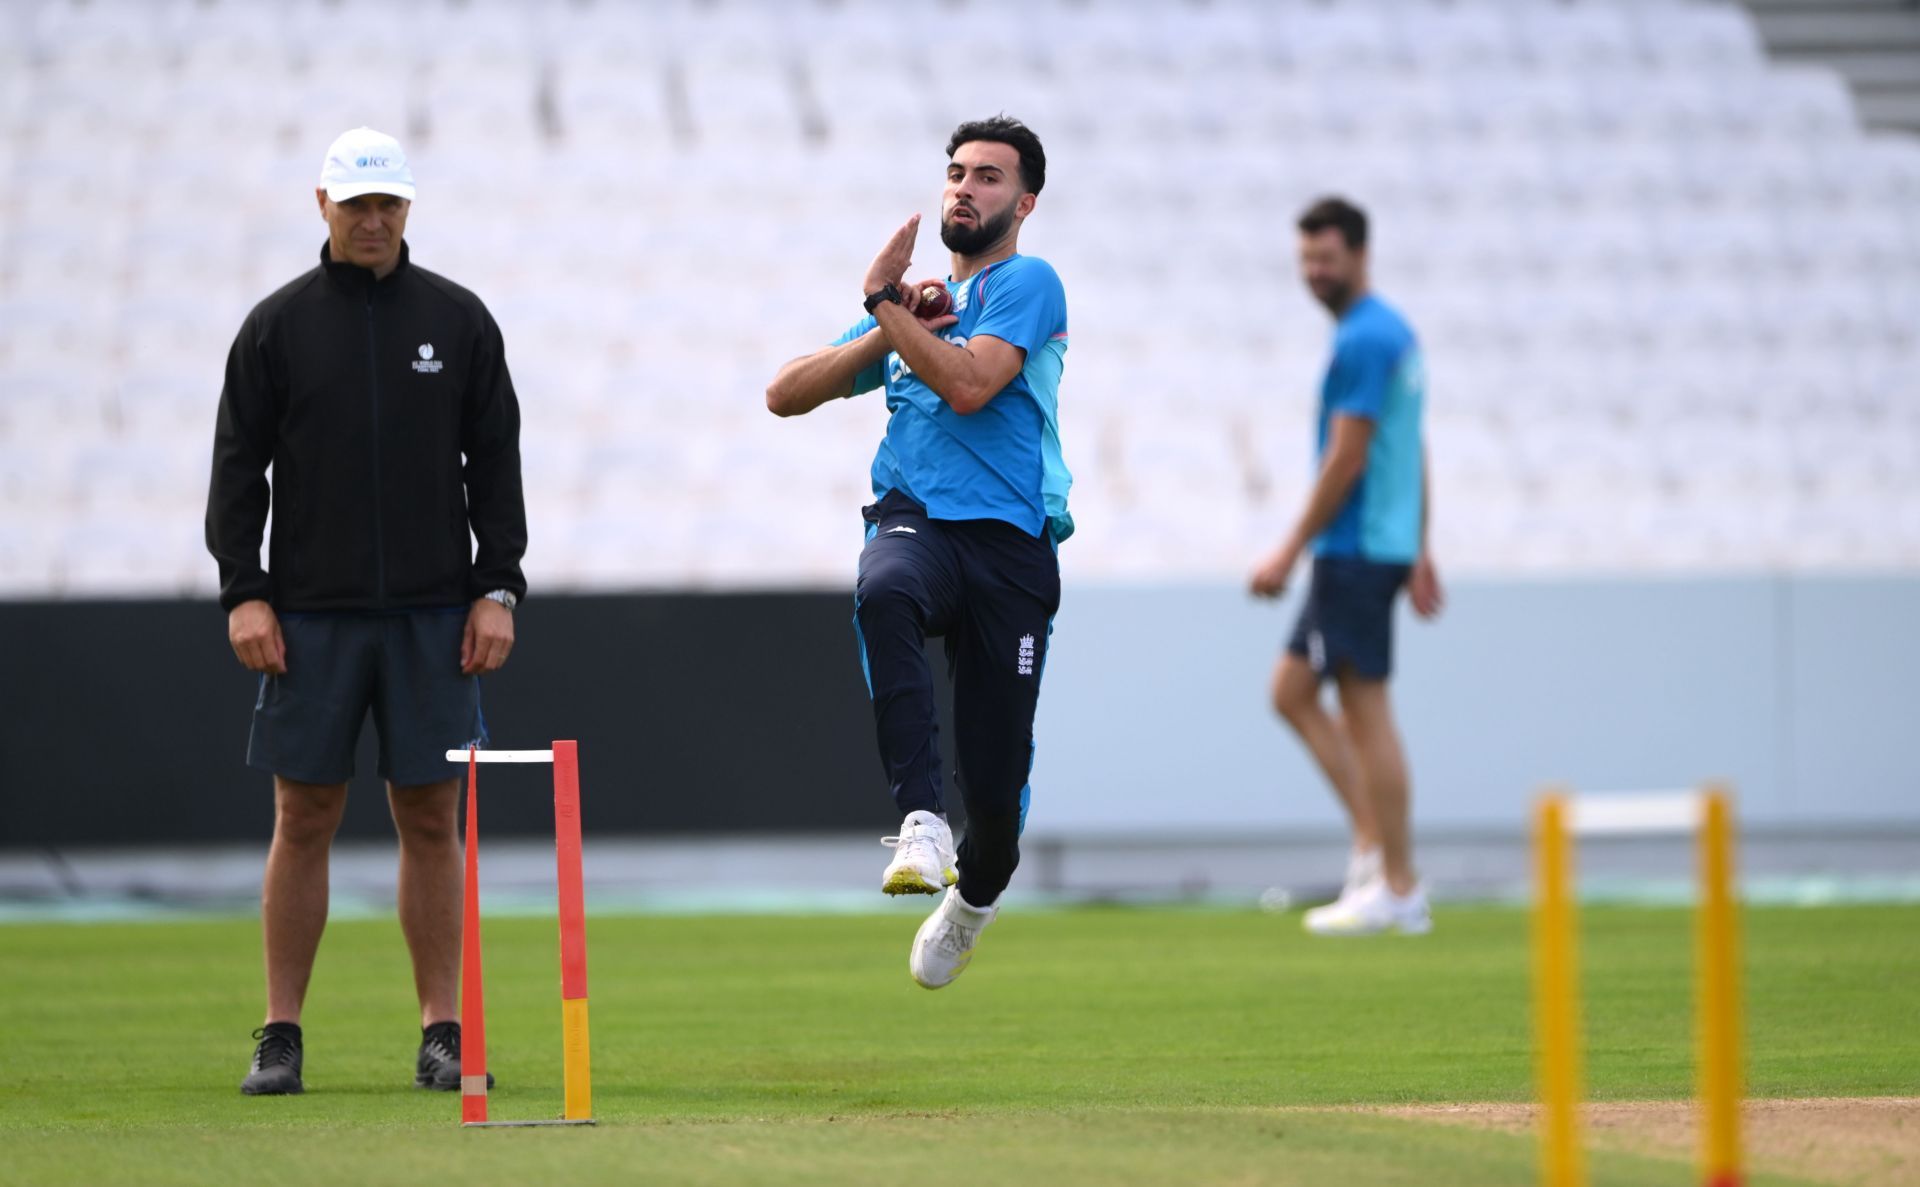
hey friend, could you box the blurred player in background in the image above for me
[206,128,527,1093]
[1251,197,1443,936]
[765,117,1070,988]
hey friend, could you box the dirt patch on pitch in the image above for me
[1369,1097,1919,1186]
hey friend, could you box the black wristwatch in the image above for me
[863,283,902,315]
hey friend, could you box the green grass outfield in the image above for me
[3,904,1915,1186]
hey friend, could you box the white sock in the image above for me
[1347,847,1383,884]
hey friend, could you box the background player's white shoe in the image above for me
[879,810,957,895]
[1295,846,1381,924]
[910,886,997,988]
[1303,878,1432,936]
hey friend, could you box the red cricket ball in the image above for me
[912,280,952,319]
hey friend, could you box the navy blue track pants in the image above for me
[853,490,1060,907]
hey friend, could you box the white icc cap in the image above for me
[318,127,416,202]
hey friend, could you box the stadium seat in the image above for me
[1757,67,1860,140]
[1632,2,1766,75]
[57,514,207,596]
[1401,1,1523,73]
[0,519,60,596]
[1284,2,1400,76]
[1517,2,1642,73]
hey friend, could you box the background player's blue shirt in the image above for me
[1315,293,1425,564]
[833,254,1072,542]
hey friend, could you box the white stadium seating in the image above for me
[0,0,1917,597]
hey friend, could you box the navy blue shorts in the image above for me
[1286,556,1411,682]
[247,609,488,787]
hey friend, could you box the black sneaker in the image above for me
[415,1020,494,1091]
[241,1022,304,1095]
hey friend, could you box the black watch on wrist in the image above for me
[863,283,902,315]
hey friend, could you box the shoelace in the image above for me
[933,918,979,957]
[880,824,945,852]
[421,1023,461,1065]
[882,832,945,869]
[250,1027,299,1071]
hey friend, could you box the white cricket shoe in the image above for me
[879,810,957,896]
[910,886,997,989]
[1303,879,1432,936]
[1292,847,1380,919]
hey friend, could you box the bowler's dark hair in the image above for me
[946,115,1046,195]
[1297,196,1368,250]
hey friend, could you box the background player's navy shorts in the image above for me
[247,608,487,787]
[1286,556,1412,682]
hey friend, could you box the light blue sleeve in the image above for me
[1326,329,1400,421]
[832,316,885,395]
[970,258,1067,358]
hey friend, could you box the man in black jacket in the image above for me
[206,127,527,1097]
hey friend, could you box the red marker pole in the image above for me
[552,740,592,1120]
[459,748,489,1124]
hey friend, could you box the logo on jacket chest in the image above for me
[411,343,444,374]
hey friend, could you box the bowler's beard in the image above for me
[940,203,1015,255]
[1312,280,1356,315]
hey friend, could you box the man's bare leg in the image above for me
[1335,672,1415,895]
[388,778,462,1027]
[1271,653,1379,850]
[263,777,349,1024]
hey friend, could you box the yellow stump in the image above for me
[562,997,593,1121]
[1696,789,1743,1187]
[1533,794,1586,1187]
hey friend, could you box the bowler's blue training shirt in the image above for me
[833,254,1072,542]
[1315,294,1425,564]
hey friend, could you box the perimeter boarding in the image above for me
[1533,786,1743,1187]
[450,742,594,1128]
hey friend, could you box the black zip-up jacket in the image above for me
[206,242,527,613]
